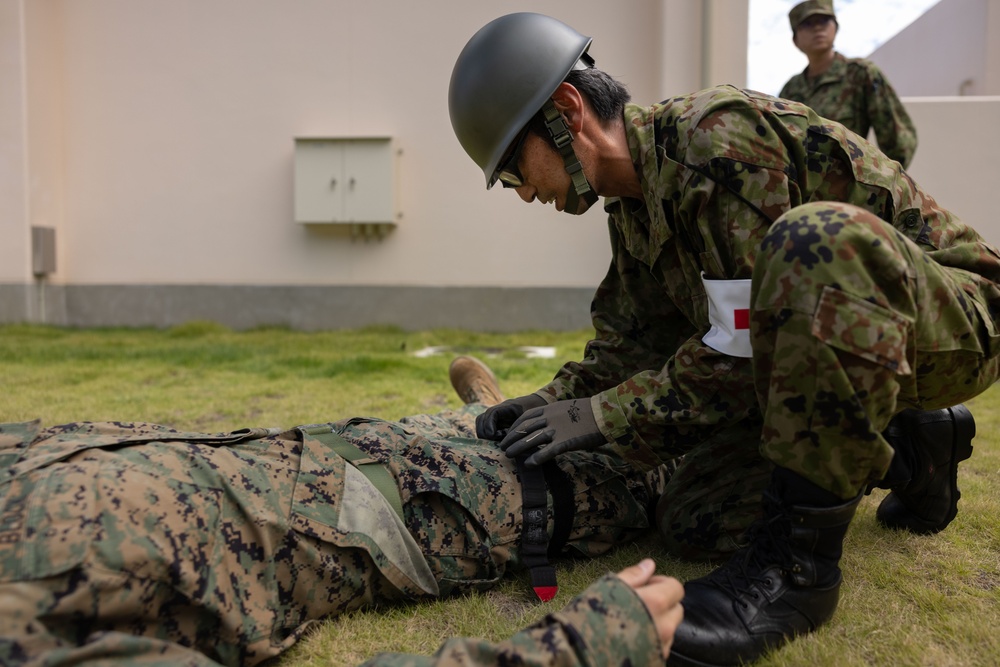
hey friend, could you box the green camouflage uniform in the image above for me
[779,52,918,168]
[0,406,667,666]
[535,85,1000,554]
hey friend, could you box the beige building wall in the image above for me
[7,0,998,332]
[865,0,1000,245]
[0,1,30,282]
[868,0,999,96]
[5,0,999,331]
[903,96,1000,246]
[0,0,749,330]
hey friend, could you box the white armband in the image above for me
[701,273,753,358]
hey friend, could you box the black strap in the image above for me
[543,461,575,557]
[541,100,599,213]
[517,459,555,600]
[516,458,577,602]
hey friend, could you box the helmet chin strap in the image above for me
[541,100,599,215]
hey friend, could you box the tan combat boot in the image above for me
[449,355,505,407]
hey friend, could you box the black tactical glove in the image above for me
[499,398,606,467]
[476,393,548,441]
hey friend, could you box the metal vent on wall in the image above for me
[32,226,56,276]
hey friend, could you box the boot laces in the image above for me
[709,492,794,606]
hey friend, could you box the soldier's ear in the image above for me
[550,82,585,134]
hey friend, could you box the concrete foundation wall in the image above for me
[0,284,594,332]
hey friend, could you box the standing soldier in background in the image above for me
[779,0,918,168]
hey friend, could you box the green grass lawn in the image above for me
[2,323,998,666]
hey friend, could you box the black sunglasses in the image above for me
[494,127,530,189]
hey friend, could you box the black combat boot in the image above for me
[876,405,975,534]
[668,468,862,667]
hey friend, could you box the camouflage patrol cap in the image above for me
[788,0,836,31]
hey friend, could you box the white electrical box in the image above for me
[294,137,396,225]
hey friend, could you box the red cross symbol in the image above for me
[734,308,750,330]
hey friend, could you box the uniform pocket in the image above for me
[811,285,911,374]
[291,430,438,597]
[0,463,98,580]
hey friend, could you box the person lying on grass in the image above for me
[0,355,682,667]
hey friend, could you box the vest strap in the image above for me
[300,425,405,522]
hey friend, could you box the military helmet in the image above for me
[449,13,593,189]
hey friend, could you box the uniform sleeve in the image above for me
[863,62,917,169]
[358,574,663,667]
[537,216,694,403]
[542,98,800,469]
[538,211,755,470]
[593,171,770,467]
[585,96,809,468]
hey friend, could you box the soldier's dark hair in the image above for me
[526,66,631,144]
[565,66,631,121]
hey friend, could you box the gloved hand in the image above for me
[499,397,606,467]
[476,393,548,441]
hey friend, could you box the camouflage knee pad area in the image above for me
[751,202,999,497]
[654,420,773,560]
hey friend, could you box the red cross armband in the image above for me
[701,273,753,358]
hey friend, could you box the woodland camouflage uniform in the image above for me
[780,52,918,168]
[534,85,1000,552]
[449,12,996,663]
[0,406,668,666]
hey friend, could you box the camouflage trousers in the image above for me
[0,407,665,667]
[654,416,773,560]
[655,202,1000,558]
[751,202,1000,498]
